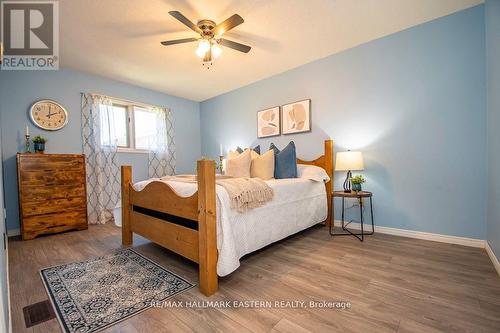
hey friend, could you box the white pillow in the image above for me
[297,164,330,183]
[225,149,251,178]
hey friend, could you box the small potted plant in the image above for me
[350,175,365,192]
[32,135,47,153]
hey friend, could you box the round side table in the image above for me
[330,191,374,241]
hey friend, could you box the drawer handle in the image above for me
[48,224,66,229]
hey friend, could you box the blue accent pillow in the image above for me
[236,145,260,154]
[270,142,297,179]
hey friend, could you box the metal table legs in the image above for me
[330,196,374,241]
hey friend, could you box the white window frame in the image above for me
[108,100,154,154]
[109,103,130,150]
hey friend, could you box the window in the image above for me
[100,104,128,147]
[100,101,163,152]
[134,107,158,150]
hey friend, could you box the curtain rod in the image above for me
[81,92,169,110]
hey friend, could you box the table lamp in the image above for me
[335,151,364,192]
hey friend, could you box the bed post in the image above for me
[197,160,218,296]
[324,140,334,227]
[121,165,133,246]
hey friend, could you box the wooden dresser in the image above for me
[17,153,88,240]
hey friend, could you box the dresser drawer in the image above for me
[21,197,86,217]
[18,156,84,172]
[22,209,88,240]
[20,184,85,201]
[20,170,85,186]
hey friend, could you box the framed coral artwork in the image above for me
[257,106,281,138]
[281,99,311,135]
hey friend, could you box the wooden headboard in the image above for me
[297,139,333,226]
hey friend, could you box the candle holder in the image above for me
[218,155,224,174]
[24,134,31,153]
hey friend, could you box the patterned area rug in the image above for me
[40,249,194,333]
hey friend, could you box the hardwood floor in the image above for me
[8,223,500,333]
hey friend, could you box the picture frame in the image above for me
[281,99,311,135]
[257,106,281,138]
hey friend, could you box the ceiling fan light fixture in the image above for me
[195,39,210,58]
[211,43,222,58]
[195,47,206,58]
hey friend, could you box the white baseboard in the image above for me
[332,220,500,277]
[485,241,500,277]
[6,229,20,237]
[333,220,485,248]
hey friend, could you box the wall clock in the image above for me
[29,100,68,131]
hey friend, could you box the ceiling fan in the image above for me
[161,11,251,68]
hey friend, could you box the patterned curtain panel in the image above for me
[148,107,176,178]
[81,93,120,225]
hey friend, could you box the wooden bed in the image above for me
[121,139,333,296]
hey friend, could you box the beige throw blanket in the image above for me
[160,175,274,213]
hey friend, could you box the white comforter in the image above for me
[133,176,327,276]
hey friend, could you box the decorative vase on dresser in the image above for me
[16,153,88,240]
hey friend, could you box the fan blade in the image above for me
[219,39,251,53]
[169,11,201,33]
[161,38,198,46]
[214,14,244,36]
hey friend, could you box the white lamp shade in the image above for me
[335,151,364,171]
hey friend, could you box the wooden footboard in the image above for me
[121,140,333,297]
[121,160,217,296]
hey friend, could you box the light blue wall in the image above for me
[0,6,491,241]
[0,69,201,231]
[200,6,487,239]
[486,0,500,257]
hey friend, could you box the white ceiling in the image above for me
[60,0,482,101]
